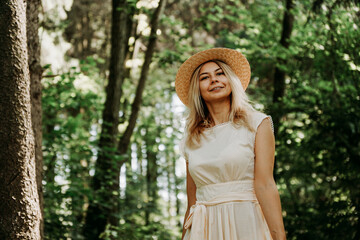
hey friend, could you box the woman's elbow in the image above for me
[254,178,277,193]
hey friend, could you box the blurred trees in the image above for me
[83,0,131,238]
[83,0,167,238]
[26,0,360,239]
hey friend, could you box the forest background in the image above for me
[0,0,359,239]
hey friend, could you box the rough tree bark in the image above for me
[0,1,41,239]
[83,0,129,238]
[26,0,44,238]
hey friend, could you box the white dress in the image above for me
[181,111,273,240]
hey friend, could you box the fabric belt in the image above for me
[184,185,258,240]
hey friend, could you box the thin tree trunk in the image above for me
[144,127,159,225]
[85,0,166,237]
[83,0,129,239]
[271,0,294,182]
[0,1,41,239]
[117,0,167,223]
[26,0,44,238]
[124,161,135,223]
[272,0,294,135]
[173,151,181,227]
[118,0,167,157]
[64,0,96,59]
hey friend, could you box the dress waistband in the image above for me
[196,180,255,201]
[185,180,258,240]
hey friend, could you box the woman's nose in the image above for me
[211,76,218,83]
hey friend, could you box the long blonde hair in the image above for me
[185,60,255,148]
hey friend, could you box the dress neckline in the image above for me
[204,121,231,131]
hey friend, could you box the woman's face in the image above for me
[198,61,232,104]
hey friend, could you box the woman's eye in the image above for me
[200,76,208,81]
[217,72,224,75]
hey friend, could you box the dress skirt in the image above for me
[183,180,272,240]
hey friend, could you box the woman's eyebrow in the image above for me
[199,68,222,76]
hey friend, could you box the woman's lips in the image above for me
[210,86,224,91]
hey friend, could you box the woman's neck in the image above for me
[205,99,231,126]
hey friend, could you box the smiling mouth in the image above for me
[210,86,224,91]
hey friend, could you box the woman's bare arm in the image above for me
[181,162,197,240]
[254,118,286,240]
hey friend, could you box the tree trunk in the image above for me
[116,0,167,221]
[173,151,181,227]
[63,0,99,59]
[83,0,129,238]
[144,127,159,225]
[0,1,41,239]
[84,0,166,237]
[124,161,134,223]
[272,0,294,136]
[26,0,44,238]
[118,0,167,157]
[271,0,294,182]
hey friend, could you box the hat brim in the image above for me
[175,48,251,106]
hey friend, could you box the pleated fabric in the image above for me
[181,111,273,240]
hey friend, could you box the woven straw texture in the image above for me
[175,48,251,106]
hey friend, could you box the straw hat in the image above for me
[175,48,251,106]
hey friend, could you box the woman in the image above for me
[175,48,286,240]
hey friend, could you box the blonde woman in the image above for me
[176,48,286,240]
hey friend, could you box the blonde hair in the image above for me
[185,60,255,148]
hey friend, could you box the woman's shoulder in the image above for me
[249,110,273,132]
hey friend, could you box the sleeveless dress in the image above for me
[181,111,273,240]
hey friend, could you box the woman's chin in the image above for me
[204,96,231,105]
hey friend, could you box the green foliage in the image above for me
[266,1,360,238]
[99,221,172,240]
[41,0,360,239]
[42,65,103,239]
[116,66,185,239]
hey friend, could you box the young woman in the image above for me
[175,48,286,240]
